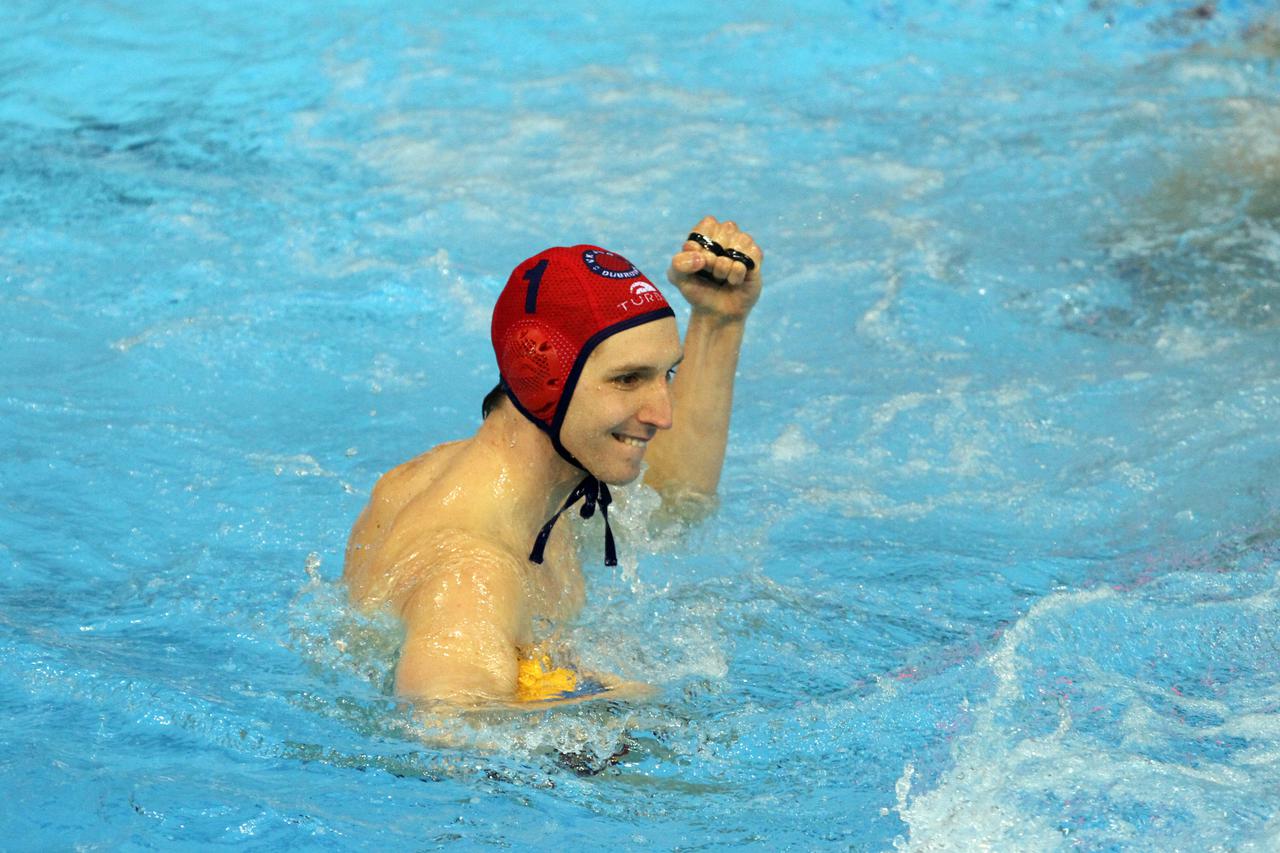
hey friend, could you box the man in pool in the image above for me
[343,216,763,705]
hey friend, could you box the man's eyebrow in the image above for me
[610,356,683,374]
[609,364,661,374]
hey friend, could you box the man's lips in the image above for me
[613,433,649,448]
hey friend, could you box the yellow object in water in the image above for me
[516,654,579,702]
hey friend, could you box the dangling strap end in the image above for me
[603,524,618,567]
[529,520,556,565]
[599,482,618,567]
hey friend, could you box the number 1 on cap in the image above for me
[523,259,548,314]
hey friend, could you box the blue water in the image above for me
[4,0,1280,849]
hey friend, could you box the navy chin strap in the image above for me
[529,475,617,567]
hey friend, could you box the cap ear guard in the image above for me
[499,321,569,424]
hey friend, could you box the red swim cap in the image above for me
[491,244,674,466]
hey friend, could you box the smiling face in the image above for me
[557,318,682,485]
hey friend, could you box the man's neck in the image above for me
[471,405,585,545]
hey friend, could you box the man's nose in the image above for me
[639,381,674,430]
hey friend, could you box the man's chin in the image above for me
[597,460,644,487]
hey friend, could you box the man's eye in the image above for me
[614,373,640,387]
[665,366,678,381]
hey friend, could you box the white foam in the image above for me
[897,575,1280,850]
[1154,325,1234,361]
[839,156,945,200]
[770,424,816,463]
[1173,62,1252,90]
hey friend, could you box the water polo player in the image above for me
[343,216,763,705]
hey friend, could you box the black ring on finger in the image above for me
[686,232,725,256]
[723,248,756,271]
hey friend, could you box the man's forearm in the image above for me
[643,311,746,497]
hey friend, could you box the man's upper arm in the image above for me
[392,539,526,704]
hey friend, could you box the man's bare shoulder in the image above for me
[344,434,582,624]
[349,522,528,613]
[371,439,470,503]
[345,439,472,600]
[397,527,530,606]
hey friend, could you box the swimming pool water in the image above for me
[4,1,1280,849]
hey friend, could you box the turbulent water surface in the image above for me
[3,1,1280,849]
